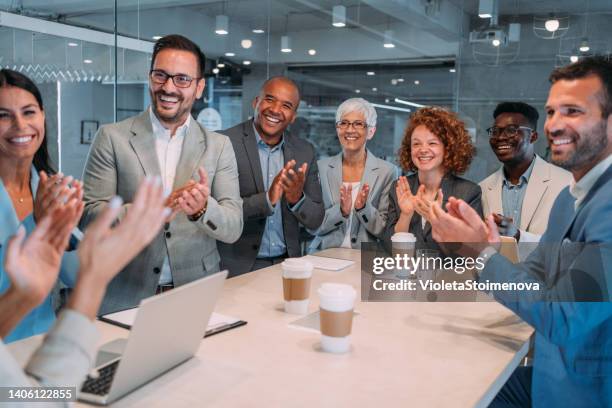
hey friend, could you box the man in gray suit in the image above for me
[219,77,324,276]
[81,35,242,314]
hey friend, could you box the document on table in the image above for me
[301,255,354,271]
[99,308,246,337]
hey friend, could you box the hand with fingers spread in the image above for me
[280,161,308,205]
[71,177,170,319]
[427,196,500,257]
[3,200,83,308]
[414,186,443,223]
[354,183,369,211]
[33,171,84,224]
[269,161,294,206]
[175,167,210,217]
[340,183,353,217]
[396,176,416,216]
[164,180,196,209]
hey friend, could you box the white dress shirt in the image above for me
[149,108,190,285]
[569,153,612,210]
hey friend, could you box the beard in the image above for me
[551,120,609,171]
[150,90,190,124]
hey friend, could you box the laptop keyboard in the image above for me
[81,360,120,396]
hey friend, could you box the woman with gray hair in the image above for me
[308,98,399,251]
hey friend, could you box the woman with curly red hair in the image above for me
[383,107,482,250]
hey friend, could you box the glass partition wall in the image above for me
[1,0,610,181]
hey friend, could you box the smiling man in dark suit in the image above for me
[220,76,324,276]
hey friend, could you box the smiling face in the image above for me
[252,78,299,142]
[0,85,45,164]
[489,112,536,165]
[149,48,205,128]
[544,75,611,179]
[337,111,373,155]
[410,125,445,172]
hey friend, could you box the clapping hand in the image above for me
[166,167,209,217]
[354,183,369,211]
[396,176,416,216]
[280,160,307,205]
[5,198,83,306]
[340,184,353,217]
[414,185,443,223]
[33,171,83,224]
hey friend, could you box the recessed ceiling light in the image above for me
[332,5,346,28]
[355,89,361,93]
[212,67,220,74]
[83,59,93,64]
[397,78,404,83]
[383,30,395,48]
[225,52,235,57]
[217,63,225,68]
[391,79,398,85]
[308,49,316,56]
[372,87,377,92]
[414,80,420,85]
[252,29,265,34]
[492,39,501,47]
[449,68,456,73]
[68,42,79,47]
[152,35,162,40]
[243,60,251,65]
[570,55,579,63]
[241,39,253,49]
[366,71,375,76]
[579,39,590,52]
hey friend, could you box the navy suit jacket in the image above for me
[482,164,612,407]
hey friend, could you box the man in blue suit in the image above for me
[426,55,612,407]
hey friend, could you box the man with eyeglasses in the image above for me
[480,102,571,250]
[81,35,243,314]
[219,76,324,276]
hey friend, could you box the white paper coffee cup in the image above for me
[391,232,416,277]
[318,283,356,353]
[282,258,313,314]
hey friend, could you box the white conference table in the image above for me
[10,248,533,408]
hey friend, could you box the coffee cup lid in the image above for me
[318,283,356,298]
[391,232,416,242]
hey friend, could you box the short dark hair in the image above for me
[151,34,206,78]
[493,102,539,129]
[0,69,55,174]
[261,76,300,99]
[549,55,612,118]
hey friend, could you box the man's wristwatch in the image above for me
[188,206,206,221]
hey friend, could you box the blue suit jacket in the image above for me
[482,164,612,407]
[0,168,79,342]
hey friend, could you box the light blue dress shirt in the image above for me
[253,126,287,258]
[501,157,536,227]
[0,168,79,343]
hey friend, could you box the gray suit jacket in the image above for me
[383,173,483,253]
[218,119,324,276]
[308,151,399,251]
[81,110,243,314]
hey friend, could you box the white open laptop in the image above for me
[79,271,227,405]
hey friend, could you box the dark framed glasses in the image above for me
[150,70,200,88]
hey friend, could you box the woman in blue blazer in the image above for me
[309,98,399,252]
[0,69,81,342]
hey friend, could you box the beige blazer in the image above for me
[480,155,572,242]
[81,110,243,314]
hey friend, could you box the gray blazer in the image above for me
[383,173,482,254]
[218,119,324,277]
[81,110,243,314]
[308,151,399,251]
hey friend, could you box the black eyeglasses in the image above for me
[336,120,368,130]
[486,125,534,138]
[150,70,201,88]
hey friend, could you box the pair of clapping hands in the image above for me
[163,167,210,218]
[395,176,444,220]
[268,160,308,206]
[339,183,370,217]
[3,178,169,324]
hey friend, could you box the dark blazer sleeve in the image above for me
[290,143,324,230]
[463,182,483,218]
